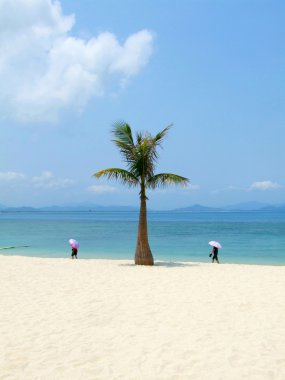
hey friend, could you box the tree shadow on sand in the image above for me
[119,261,200,268]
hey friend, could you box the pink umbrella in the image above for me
[208,241,222,249]
[69,239,79,249]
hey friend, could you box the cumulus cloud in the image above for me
[31,171,74,188]
[0,171,26,181]
[249,181,281,191]
[0,0,154,123]
[87,185,117,194]
[0,170,74,189]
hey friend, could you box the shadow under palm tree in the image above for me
[119,261,200,268]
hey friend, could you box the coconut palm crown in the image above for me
[94,122,189,265]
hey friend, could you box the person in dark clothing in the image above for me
[71,247,78,259]
[209,246,219,263]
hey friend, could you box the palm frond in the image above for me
[153,124,172,146]
[136,131,144,145]
[112,121,134,146]
[129,138,156,179]
[93,168,139,187]
[136,125,172,174]
[111,122,137,165]
[146,173,189,189]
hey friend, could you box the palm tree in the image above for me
[93,122,189,265]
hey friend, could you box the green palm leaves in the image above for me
[94,122,189,192]
[147,173,189,189]
[94,168,139,187]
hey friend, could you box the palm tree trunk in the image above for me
[135,195,154,265]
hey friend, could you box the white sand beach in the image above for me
[0,255,284,380]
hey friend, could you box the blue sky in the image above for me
[0,0,284,209]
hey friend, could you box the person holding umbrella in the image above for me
[71,247,78,259]
[209,241,222,263]
[69,239,79,259]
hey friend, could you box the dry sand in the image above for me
[0,255,284,380]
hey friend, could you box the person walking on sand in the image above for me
[208,241,221,264]
[209,246,219,263]
[69,239,79,259]
[71,247,78,259]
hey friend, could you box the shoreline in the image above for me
[1,255,285,379]
[1,252,285,267]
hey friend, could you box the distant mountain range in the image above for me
[0,203,138,212]
[172,202,285,212]
[0,202,285,212]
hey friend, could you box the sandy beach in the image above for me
[0,255,284,380]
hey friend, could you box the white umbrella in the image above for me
[69,239,79,249]
[208,241,222,249]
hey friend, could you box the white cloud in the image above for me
[186,184,200,190]
[87,185,117,194]
[0,171,26,181]
[212,181,282,194]
[0,0,153,123]
[249,181,281,191]
[31,171,74,188]
[0,170,74,190]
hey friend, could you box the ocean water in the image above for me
[0,211,285,265]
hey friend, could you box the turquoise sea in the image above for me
[0,211,284,265]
